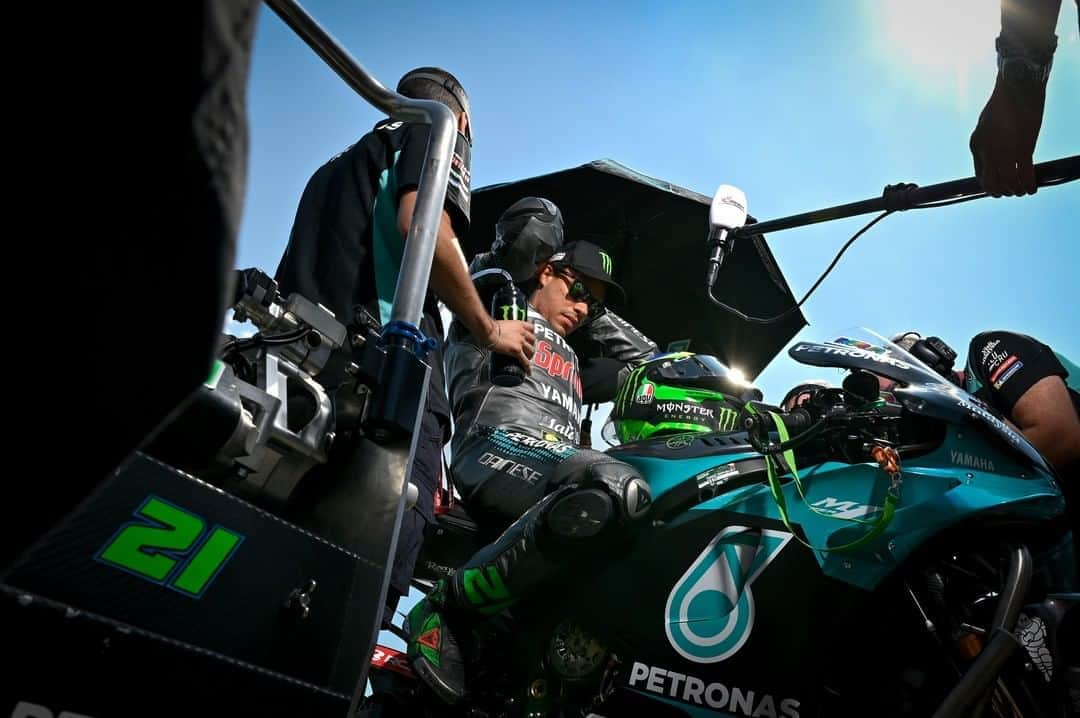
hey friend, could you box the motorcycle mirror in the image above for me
[843,370,881,404]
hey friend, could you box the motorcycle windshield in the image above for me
[788,328,1049,471]
[788,328,945,387]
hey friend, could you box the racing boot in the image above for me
[404,578,471,705]
[407,453,651,704]
[404,495,560,705]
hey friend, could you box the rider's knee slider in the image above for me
[545,451,651,544]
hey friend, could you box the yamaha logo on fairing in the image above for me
[665,527,791,664]
[628,661,800,717]
[950,450,996,473]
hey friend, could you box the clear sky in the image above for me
[235,0,1078,646]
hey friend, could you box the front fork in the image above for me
[931,546,1078,717]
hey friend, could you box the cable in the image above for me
[708,210,893,325]
[221,325,313,359]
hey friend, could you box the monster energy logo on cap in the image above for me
[550,241,626,306]
[599,250,612,275]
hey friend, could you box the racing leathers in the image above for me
[445,305,658,531]
[404,304,656,704]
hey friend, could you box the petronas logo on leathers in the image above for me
[665,526,791,663]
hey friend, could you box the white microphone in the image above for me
[706,184,748,290]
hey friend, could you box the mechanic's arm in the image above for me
[398,190,534,370]
[970,0,1062,197]
[1010,376,1080,472]
[575,311,658,404]
[583,310,658,364]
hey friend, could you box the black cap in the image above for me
[397,67,470,118]
[548,241,625,306]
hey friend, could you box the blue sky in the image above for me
[236,0,1078,646]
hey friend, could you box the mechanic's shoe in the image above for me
[405,584,466,705]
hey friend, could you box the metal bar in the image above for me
[990,545,1032,634]
[265,0,456,333]
[733,154,1080,239]
[931,545,1033,718]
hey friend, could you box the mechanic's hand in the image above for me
[969,76,1046,197]
[488,319,536,372]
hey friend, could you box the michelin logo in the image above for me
[629,662,800,717]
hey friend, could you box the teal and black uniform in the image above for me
[274,118,471,605]
[964,331,1079,419]
[964,330,1079,518]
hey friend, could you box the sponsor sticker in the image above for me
[665,527,792,663]
[993,359,1023,390]
[628,660,801,717]
[635,383,655,404]
[833,337,889,355]
[989,355,1019,383]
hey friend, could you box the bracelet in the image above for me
[484,322,501,350]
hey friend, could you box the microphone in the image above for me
[706,184,748,290]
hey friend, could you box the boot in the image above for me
[405,494,564,704]
[404,580,467,705]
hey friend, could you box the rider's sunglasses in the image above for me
[557,270,604,316]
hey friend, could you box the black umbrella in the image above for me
[468,159,806,379]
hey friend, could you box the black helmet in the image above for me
[491,197,565,283]
[890,331,959,383]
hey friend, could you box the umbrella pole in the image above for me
[731,154,1079,239]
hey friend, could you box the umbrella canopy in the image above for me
[467,159,806,379]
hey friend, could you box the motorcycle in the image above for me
[368,328,1077,717]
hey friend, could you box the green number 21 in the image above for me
[96,495,243,597]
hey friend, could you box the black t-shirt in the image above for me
[274,120,471,435]
[964,331,1079,418]
[964,331,1080,515]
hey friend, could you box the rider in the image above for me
[405,198,658,704]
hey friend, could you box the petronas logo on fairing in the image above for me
[665,526,792,663]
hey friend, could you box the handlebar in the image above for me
[741,394,900,461]
[741,402,815,441]
[742,405,814,436]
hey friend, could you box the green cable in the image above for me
[762,410,897,553]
